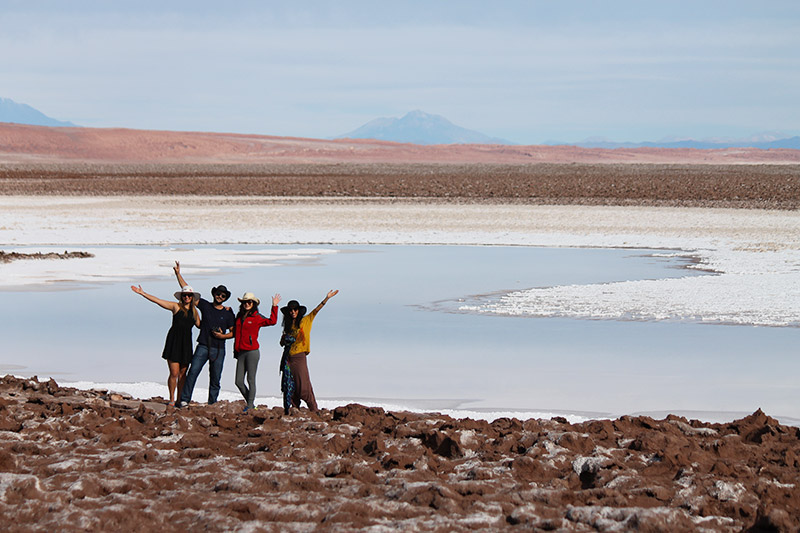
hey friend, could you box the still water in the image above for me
[3,245,798,423]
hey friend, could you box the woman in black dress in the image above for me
[131,284,201,406]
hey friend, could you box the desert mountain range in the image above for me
[336,110,512,145]
[2,122,799,166]
[0,98,76,128]
[2,97,799,150]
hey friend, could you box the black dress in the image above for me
[161,310,195,366]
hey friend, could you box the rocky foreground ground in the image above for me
[1,376,798,532]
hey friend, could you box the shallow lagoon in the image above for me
[3,244,798,424]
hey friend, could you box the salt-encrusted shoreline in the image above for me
[1,196,798,327]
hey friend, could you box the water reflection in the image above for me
[2,244,798,422]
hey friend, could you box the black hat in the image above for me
[211,285,231,302]
[281,299,307,316]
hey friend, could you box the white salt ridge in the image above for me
[0,246,337,289]
[461,247,800,327]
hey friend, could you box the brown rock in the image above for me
[751,507,795,531]
[0,415,23,432]
[420,430,462,458]
[1,378,799,532]
[558,432,596,454]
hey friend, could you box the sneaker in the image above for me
[178,401,188,408]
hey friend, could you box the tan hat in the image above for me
[174,285,200,304]
[237,292,260,305]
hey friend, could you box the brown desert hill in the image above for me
[1,122,799,209]
[2,121,800,165]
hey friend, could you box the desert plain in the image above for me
[1,123,799,531]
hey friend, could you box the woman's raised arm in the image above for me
[311,289,339,315]
[131,285,179,312]
[173,261,189,289]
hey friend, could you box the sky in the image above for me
[2,1,799,144]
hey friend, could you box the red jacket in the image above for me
[233,306,278,354]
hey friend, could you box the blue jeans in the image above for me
[180,344,225,404]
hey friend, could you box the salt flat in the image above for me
[1,196,798,247]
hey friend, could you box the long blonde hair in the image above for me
[178,298,197,320]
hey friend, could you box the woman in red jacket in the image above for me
[215,291,280,412]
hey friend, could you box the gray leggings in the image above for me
[235,349,260,408]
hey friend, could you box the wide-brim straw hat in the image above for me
[281,299,307,316]
[237,292,260,306]
[211,284,231,302]
[174,285,200,304]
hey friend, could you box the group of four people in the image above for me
[131,261,337,413]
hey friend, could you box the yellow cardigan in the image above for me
[288,309,319,356]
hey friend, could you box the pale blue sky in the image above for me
[2,1,799,143]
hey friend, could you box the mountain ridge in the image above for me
[553,136,800,150]
[1,98,797,150]
[336,110,513,145]
[0,98,76,128]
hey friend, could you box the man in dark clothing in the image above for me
[174,261,235,406]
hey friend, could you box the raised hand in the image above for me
[272,294,282,306]
[327,289,339,299]
[173,261,180,275]
[131,285,176,311]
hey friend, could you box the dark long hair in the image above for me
[282,306,306,334]
[236,302,259,322]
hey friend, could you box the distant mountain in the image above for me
[0,98,76,127]
[546,134,800,150]
[336,110,513,145]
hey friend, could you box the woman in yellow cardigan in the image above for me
[280,290,338,412]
